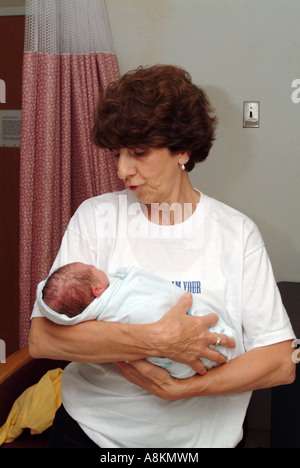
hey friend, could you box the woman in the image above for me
[29,65,295,448]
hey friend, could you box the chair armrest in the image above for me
[0,346,68,426]
[0,346,32,385]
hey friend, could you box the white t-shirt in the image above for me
[31,189,295,448]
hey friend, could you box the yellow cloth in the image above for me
[0,368,63,445]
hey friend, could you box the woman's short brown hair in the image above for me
[92,64,218,171]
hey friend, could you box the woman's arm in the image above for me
[114,340,296,401]
[29,292,236,374]
[29,316,163,363]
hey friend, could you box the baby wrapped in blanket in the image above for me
[36,262,238,378]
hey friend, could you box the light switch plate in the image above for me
[243,101,260,128]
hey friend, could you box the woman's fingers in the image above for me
[153,293,236,368]
[209,331,236,349]
[172,291,194,314]
[114,359,182,401]
[188,359,208,375]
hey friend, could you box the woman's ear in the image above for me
[178,153,190,171]
[178,151,190,166]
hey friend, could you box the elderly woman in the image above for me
[29,65,295,448]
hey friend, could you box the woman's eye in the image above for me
[134,150,146,156]
[114,153,120,158]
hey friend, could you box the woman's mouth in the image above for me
[128,185,140,192]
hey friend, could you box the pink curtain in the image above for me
[19,0,124,347]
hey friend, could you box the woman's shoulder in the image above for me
[79,189,129,210]
[65,190,129,236]
[201,192,254,225]
[201,192,262,246]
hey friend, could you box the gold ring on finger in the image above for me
[215,335,222,346]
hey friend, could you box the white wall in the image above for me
[106,0,300,281]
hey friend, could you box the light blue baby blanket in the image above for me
[36,266,238,378]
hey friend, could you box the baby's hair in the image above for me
[42,263,95,318]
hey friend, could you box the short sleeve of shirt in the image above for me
[241,223,295,351]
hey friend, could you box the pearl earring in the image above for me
[181,158,188,171]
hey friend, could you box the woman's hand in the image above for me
[150,292,236,375]
[115,340,295,401]
[114,359,192,401]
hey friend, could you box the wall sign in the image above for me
[0,110,22,147]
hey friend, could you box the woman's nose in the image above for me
[117,150,136,180]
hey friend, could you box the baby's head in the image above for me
[42,262,109,318]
